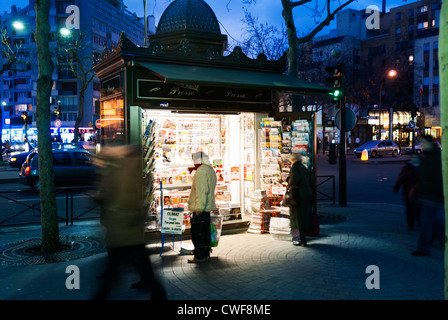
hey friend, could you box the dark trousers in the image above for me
[417,201,444,254]
[93,244,167,300]
[406,200,421,230]
[191,212,211,259]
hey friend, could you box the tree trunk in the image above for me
[281,0,299,78]
[439,0,448,300]
[35,0,59,253]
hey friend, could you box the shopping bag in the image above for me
[210,215,223,247]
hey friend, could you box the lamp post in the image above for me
[378,69,397,140]
[143,0,148,47]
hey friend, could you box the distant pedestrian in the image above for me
[412,135,444,257]
[286,153,313,246]
[2,141,11,155]
[93,145,167,299]
[393,154,421,230]
[187,151,217,263]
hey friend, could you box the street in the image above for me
[316,153,407,207]
[0,153,408,227]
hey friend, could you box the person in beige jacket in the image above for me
[187,151,217,263]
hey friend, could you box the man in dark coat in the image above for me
[287,153,313,246]
[412,135,444,256]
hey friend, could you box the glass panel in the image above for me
[100,97,124,146]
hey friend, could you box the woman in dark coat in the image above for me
[287,153,313,246]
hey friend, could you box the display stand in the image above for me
[142,119,157,226]
[249,115,316,235]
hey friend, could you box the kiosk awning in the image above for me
[136,61,332,94]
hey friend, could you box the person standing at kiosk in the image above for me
[188,151,217,263]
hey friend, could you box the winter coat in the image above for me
[417,148,444,203]
[97,146,145,248]
[188,158,217,213]
[287,161,313,231]
[393,162,419,205]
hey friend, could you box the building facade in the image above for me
[1,0,149,144]
[301,0,441,145]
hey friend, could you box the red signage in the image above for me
[95,119,101,129]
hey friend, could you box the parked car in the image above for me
[20,149,98,190]
[354,140,400,158]
[9,150,33,169]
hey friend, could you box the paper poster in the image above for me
[161,209,184,234]
[230,166,240,181]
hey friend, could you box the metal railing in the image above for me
[0,186,99,227]
[316,175,335,204]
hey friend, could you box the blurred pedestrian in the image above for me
[412,135,444,257]
[187,151,217,263]
[2,140,11,155]
[393,153,421,230]
[287,153,313,246]
[93,145,167,299]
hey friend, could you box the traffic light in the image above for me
[21,111,27,121]
[326,64,342,100]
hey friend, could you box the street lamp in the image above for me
[378,69,397,140]
[59,27,71,37]
[12,21,25,31]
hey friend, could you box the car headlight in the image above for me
[10,157,17,162]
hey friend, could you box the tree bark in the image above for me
[35,0,59,253]
[280,0,354,78]
[438,0,448,300]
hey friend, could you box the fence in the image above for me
[316,175,335,204]
[0,186,99,227]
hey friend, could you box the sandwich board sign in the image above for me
[161,209,184,235]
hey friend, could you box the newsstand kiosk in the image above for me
[93,31,331,241]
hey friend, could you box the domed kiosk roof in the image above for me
[156,0,221,35]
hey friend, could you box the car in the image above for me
[10,141,27,152]
[354,140,400,158]
[20,149,98,190]
[8,150,33,169]
[402,142,423,154]
[51,142,82,150]
[402,139,441,154]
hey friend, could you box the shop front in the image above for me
[93,25,331,238]
[367,109,424,144]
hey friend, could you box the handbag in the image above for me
[284,186,299,206]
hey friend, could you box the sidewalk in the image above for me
[0,201,444,300]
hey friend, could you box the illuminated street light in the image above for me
[388,69,397,78]
[12,21,25,30]
[59,27,71,36]
[378,69,398,140]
